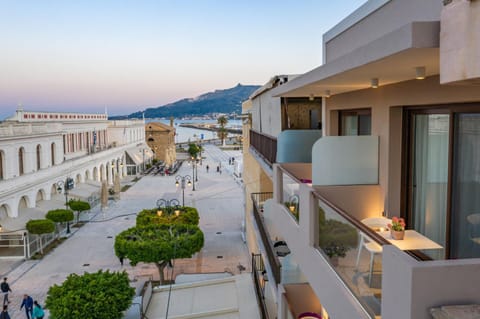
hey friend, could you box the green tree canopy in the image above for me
[26,219,55,254]
[136,206,200,227]
[217,115,228,128]
[45,270,134,319]
[68,200,91,222]
[187,143,201,159]
[46,209,74,223]
[115,224,204,283]
[26,219,55,235]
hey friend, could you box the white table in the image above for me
[378,230,443,250]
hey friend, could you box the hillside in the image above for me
[112,84,260,119]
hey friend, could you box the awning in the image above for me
[125,145,154,166]
[272,21,440,98]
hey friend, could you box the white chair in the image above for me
[355,217,391,286]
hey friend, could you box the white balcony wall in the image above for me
[312,136,379,186]
[382,246,480,319]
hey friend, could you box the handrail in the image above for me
[277,164,304,185]
[251,192,281,284]
[249,129,277,167]
[312,190,390,246]
[251,253,270,319]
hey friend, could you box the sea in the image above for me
[146,119,242,144]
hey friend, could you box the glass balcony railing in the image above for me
[277,166,302,223]
[313,191,389,319]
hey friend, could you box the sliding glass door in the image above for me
[408,106,480,259]
[410,114,449,258]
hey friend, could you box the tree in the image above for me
[136,206,200,227]
[45,270,134,319]
[68,200,91,223]
[187,143,201,159]
[26,219,55,255]
[46,209,75,238]
[115,224,204,284]
[217,116,229,146]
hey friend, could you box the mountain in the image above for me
[112,84,260,119]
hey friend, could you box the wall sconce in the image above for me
[309,94,315,101]
[415,66,426,80]
[324,90,331,98]
[371,78,379,88]
[288,195,299,213]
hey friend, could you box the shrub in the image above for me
[136,206,199,227]
[46,209,74,223]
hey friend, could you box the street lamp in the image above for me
[56,179,71,234]
[156,198,181,216]
[139,148,146,173]
[190,156,199,185]
[175,175,192,206]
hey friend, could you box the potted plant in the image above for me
[388,216,406,240]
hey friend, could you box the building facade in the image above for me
[244,1,480,318]
[145,121,176,165]
[0,109,152,236]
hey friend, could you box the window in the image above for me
[36,144,41,170]
[339,109,371,136]
[18,147,25,175]
[405,104,480,259]
[51,143,55,166]
[0,151,4,180]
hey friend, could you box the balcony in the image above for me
[266,173,480,318]
[276,130,322,163]
[251,192,281,285]
[250,129,277,167]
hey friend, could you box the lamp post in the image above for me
[139,148,146,173]
[175,175,192,206]
[190,156,199,185]
[156,198,181,216]
[56,179,71,234]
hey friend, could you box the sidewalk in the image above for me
[0,145,254,319]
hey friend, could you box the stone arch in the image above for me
[0,204,12,219]
[18,195,30,210]
[100,164,105,182]
[85,170,90,181]
[93,167,99,181]
[76,173,82,184]
[36,189,46,203]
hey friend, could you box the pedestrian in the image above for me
[206,165,209,173]
[119,256,124,267]
[32,301,44,319]
[228,158,231,165]
[0,278,11,306]
[20,294,33,319]
[216,165,219,173]
[0,305,10,319]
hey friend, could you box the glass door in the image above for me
[451,114,480,258]
[410,113,449,258]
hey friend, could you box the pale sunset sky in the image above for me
[0,1,366,120]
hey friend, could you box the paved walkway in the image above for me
[0,146,256,319]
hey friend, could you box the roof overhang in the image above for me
[273,21,440,98]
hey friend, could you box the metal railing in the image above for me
[252,253,270,319]
[249,130,277,167]
[251,192,281,284]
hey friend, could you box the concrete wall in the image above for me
[312,136,379,186]
[440,0,480,84]
[324,0,442,63]
[382,246,480,319]
[326,75,480,215]
[251,93,282,137]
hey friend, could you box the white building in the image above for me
[0,109,153,235]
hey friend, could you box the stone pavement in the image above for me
[0,146,254,319]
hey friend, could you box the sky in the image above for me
[0,0,366,120]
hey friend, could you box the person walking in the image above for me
[20,294,33,319]
[0,278,11,306]
[32,301,44,319]
[206,165,209,173]
[0,305,10,319]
